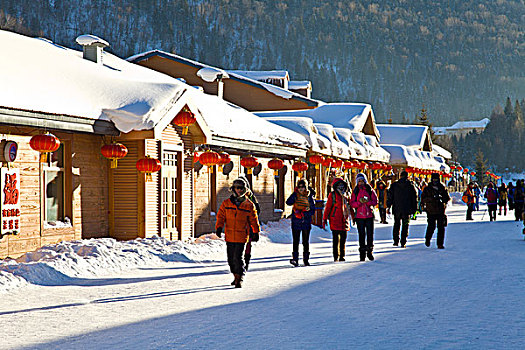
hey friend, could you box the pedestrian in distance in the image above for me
[498,183,508,216]
[473,183,481,211]
[387,170,418,248]
[421,173,450,249]
[507,182,515,211]
[215,177,260,288]
[462,182,476,221]
[235,175,260,271]
[323,177,352,262]
[484,182,498,221]
[286,178,316,267]
[376,180,389,224]
[350,173,378,261]
[512,180,524,221]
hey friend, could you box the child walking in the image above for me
[323,178,351,262]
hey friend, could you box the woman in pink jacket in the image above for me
[350,173,378,261]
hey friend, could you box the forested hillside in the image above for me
[1,0,524,125]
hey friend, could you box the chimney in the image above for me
[75,34,109,64]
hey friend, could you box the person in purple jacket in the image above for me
[350,173,378,261]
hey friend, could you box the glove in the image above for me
[216,227,223,238]
[250,231,260,242]
[359,197,368,204]
[322,220,327,230]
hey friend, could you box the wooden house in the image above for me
[127,51,319,112]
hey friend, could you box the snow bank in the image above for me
[0,236,225,291]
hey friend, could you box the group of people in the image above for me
[215,171,451,288]
[462,180,525,222]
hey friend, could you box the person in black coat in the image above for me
[387,170,418,247]
[421,173,450,249]
[286,178,316,266]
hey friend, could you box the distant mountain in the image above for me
[1,0,524,125]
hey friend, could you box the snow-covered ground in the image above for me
[1,201,524,349]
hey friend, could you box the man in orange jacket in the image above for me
[216,177,260,288]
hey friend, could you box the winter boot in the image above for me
[359,249,366,262]
[234,274,243,288]
[303,252,310,266]
[231,274,236,286]
[366,249,375,261]
[290,252,299,267]
[244,253,251,271]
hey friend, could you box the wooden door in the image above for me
[162,151,179,240]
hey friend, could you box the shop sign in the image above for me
[1,168,20,236]
[3,141,18,162]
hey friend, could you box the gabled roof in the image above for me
[255,103,380,139]
[127,50,319,107]
[228,70,289,81]
[377,124,433,151]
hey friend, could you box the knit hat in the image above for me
[431,172,440,180]
[356,173,368,184]
[400,170,408,178]
[231,177,247,196]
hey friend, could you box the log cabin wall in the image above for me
[134,56,316,112]
[145,139,161,238]
[0,130,109,259]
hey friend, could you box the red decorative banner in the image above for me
[1,168,20,236]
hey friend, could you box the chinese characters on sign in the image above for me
[1,168,20,236]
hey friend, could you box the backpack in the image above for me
[487,189,497,203]
[462,191,470,203]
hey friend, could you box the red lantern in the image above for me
[292,161,309,177]
[332,159,343,168]
[463,168,469,173]
[309,155,325,169]
[268,158,285,176]
[136,156,161,182]
[470,171,476,176]
[322,157,334,168]
[101,143,128,168]
[217,152,231,172]
[173,105,196,135]
[343,161,354,170]
[199,150,220,173]
[386,165,392,171]
[241,155,259,175]
[30,133,60,162]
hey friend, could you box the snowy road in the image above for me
[2,205,525,350]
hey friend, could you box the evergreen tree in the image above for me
[474,150,488,188]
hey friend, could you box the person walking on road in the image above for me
[498,183,508,216]
[512,180,525,221]
[462,182,476,220]
[507,182,515,211]
[350,173,378,261]
[286,179,316,267]
[323,178,351,262]
[215,178,260,288]
[376,180,389,224]
[421,173,450,249]
[387,171,418,248]
[473,183,481,211]
[484,182,499,221]
[235,176,260,271]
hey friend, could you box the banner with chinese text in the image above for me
[1,168,20,235]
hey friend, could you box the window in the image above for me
[43,145,65,223]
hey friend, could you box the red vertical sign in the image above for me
[1,168,20,236]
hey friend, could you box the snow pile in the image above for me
[196,67,229,82]
[0,236,225,290]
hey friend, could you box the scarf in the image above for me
[338,188,350,219]
[293,190,310,219]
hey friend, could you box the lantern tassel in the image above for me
[247,169,252,175]
[208,166,214,173]
[39,153,47,163]
[315,164,320,170]
[182,126,189,135]
[111,159,118,169]
[274,170,278,176]
[146,173,152,182]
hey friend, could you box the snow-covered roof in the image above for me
[288,81,312,90]
[381,145,414,167]
[449,118,490,130]
[432,144,452,159]
[228,70,289,81]
[364,135,390,163]
[0,31,308,151]
[255,103,380,139]
[377,124,432,150]
[261,117,331,155]
[127,50,319,105]
[314,123,351,159]
[333,128,367,160]
[351,132,377,160]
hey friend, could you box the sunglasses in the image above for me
[233,185,245,189]
[297,185,306,189]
